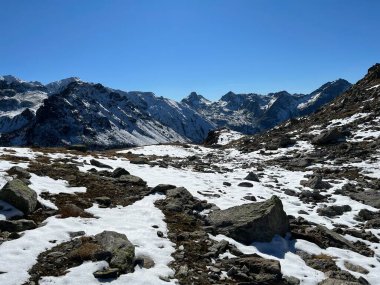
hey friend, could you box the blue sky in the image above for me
[0,0,379,100]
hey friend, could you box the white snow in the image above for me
[366,84,380,90]
[0,143,379,285]
[328,113,370,128]
[215,129,244,145]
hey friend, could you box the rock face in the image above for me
[312,128,349,145]
[300,175,332,190]
[94,231,135,273]
[208,195,289,244]
[0,179,37,214]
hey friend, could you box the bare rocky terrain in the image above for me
[0,64,379,285]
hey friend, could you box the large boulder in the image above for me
[244,172,260,182]
[0,179,37,214]
[89,159,112,169]
[7,166,31,179]
[207,195,289,244]
[0,219,37,232]
[163,187,194,212]
[221,253,283,283]
[312,128,349,145]
[94,231,135,273]
[300,175,332,190]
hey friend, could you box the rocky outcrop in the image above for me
[244,171,260,182]
[312,128,350,145]
[28,230,136,282]
[290,217,373,257]
[0,219,37,232]
[207,196,289,244]
[94,231,135,273]
[300,175,332,190]
[221,254,283,284]
[0,179,37,214]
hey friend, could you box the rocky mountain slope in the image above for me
[182,79,351,134]
[0,75,350,148]
[0,64,378,285]
[0,77,214,148]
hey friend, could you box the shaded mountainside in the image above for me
[0,80,214,148]
[0,74,350,148]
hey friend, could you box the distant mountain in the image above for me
[0,74,350,148]
[181,79,351,134]
[0,78,214,148]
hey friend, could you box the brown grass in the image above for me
[313,253,336,260]
[68,242,101,261]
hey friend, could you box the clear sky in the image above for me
[0,0,379,100]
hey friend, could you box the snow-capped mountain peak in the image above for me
[46,77,81,94]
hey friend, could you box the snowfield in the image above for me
[0,143,379,285]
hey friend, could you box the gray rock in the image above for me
[95,196,111,207]
[284,189,297,196]
[364,218,380,229]
[299,190,327,203]
[118,175,146,186]
[222,253,282,283]
[243,195,256,201]
[317,205,352,217]
[94,231,135,273]
[69,231,85,238]
[312,128,349,145]
[300,175,332,189]
[0,179,37,214]
[284,276,301,285]
[0,219,36,232]
[244,172,260,182]
[357,209,380,221]
[134,255,155,269]
[111,167,130,178]
[238,182,253,187]
[93,268,119,279]
[177,264,189,277]
[151,184,176,194]
[7,166,31,179]
[208,195,289,244]
[89,159,112,169]
[162,187,195,212]
[344,261,369,274]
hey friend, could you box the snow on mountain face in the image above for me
[0,81,214,148]
[181,81,351,135]
[123,91,215,143]
[297,79,351,115]
[0,77,48,133]
[0,74,350,148]
[45,77,81,94]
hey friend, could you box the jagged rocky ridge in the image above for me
[0,75,350,148]
[182,79,351,134]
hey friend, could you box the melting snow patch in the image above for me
[0,194,175,285]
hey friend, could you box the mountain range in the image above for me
[0,75,351,148]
